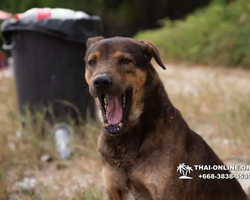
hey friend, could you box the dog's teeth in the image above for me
[108,95,111,105]
[119,122,123,128]
[123,96,126,108]
[103,123,109,128]
[104,95,108,107]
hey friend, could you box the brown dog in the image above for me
[85,36,249,200]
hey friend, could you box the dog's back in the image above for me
[171,119,248,200]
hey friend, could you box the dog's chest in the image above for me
[98,134,143,169]
[101,143,138,170]
[126,163,170,200]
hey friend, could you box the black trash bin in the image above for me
[1,16,102,123]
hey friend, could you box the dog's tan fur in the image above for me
[85,36,249,200]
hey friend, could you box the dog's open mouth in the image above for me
[98,88,133,135]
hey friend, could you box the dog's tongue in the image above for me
[106,95,122,124]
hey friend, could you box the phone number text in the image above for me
[198,174,250,180]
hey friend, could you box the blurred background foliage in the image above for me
[136,0,250,67]
[1,0,250,67]
[0,0,211,37]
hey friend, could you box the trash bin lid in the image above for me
[0,16,102,43]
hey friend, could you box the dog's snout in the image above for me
[93,74,112,88]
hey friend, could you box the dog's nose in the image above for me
[93,74,112,89]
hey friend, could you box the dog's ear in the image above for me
[139,40,166,70]
[86,36,104,49]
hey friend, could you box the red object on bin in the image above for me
[14,9,52,20]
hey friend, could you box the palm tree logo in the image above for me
[177,163,193,179]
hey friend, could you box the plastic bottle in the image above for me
[53,123,73,159]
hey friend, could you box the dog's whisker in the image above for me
[75,84,89,90]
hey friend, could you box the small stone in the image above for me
[15,130,22,138]
[8,143,16,151]
[57,163,67,170]
[222,139,229,145]
[40,154,53,162]
[52,185,60,191]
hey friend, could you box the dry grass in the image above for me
[160,65,250,190]
[0,64,250,199]
[161,65,250,157]
[0,76,103,200]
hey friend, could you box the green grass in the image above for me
[135,0,250,67]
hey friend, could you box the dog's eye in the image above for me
[120,58,131,64]
[88,59,96,66]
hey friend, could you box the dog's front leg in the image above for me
[102,165,130,200]
[105,188,130,200]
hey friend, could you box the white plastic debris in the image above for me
[52,123,73,159]
[14,177,36,190]
[15,8,89,21]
